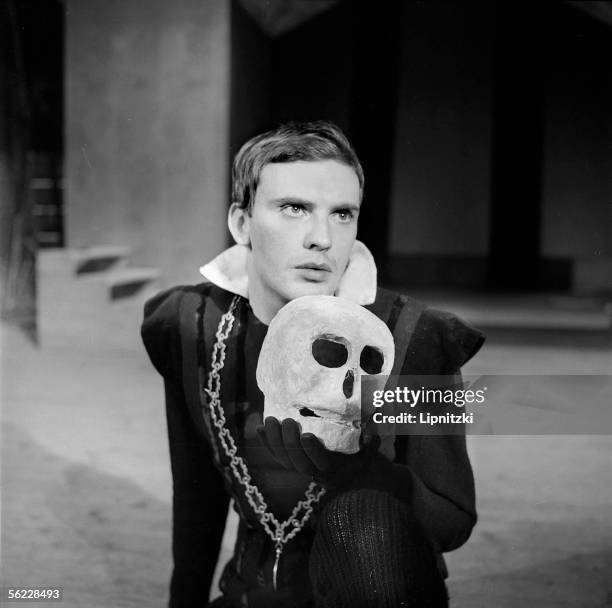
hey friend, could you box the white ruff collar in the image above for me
[199,240,377,306]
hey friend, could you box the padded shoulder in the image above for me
[402,304,485,375]
[140,282,212,379]
[431,307,485,371]
[370,288,485,375]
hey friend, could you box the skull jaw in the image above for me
[264,401,361,454]
[299,416,361,454]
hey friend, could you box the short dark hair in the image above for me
[231,121,364,211]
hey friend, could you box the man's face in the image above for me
[243,159,361,312]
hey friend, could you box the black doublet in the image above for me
[141,283,485,607]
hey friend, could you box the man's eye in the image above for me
[335,209,354,222]
[282,204,306,217]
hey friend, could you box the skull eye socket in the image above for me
[360,345,384,374]
[312,336,349,368]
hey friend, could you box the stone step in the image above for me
[37,248,162,351]
[38,246,131,278]
[401,289,612,332]
[74,245,131,274]
[39,250,160,300]
[105,267,161,300]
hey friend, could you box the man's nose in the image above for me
[304,216,332,250]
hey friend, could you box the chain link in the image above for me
[202,296,326,565]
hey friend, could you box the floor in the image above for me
[1,290,611,607]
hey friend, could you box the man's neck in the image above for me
[245,255,285,325]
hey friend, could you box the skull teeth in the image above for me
[297,408,361,430]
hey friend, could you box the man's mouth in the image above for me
[295,262,332,272]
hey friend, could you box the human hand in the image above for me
[256,417,380,488]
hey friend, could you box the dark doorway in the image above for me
[230,0,403,281]
[1,0,64,337]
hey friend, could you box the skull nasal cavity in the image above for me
[360,346,384,374]
[312,338,348,368]
[343,370,354,398]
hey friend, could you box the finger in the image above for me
[281,419,317,476]
[255,424,272,451]
[263,417,293,470]
[301,433,333,472]
[367,433,382,451]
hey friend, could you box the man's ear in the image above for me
[228,203,251,246]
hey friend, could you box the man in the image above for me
[142,121,484,608]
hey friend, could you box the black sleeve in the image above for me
[141,287,231,606]
[359,309,483,553]
[400,310,483,551]
[389,396,477,552]
[165,376,230,608]
[362,417,477,552]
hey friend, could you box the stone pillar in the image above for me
[65,0,231,285]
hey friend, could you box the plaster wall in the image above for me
[65,0,231,285]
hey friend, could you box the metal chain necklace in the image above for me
[202,295,326,591]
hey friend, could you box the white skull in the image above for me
[256,295,395,454]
